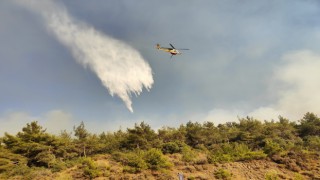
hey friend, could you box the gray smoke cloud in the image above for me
[13,0,154,112]
[203,50,320,123]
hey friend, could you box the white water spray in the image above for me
[13,0,154,112]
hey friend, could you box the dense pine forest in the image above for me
[1,112,320,179]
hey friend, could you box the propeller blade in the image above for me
[177,48,189,50]
[169,43,176,49]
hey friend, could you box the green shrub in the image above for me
[23,167,53,180]
[111,151,126,163]
[0,164,31,179]
[114,149,172,172]
[181,145,196,162]
[112,151,147,173]
[304,136,320,151]
[144,148,172,170]
[125,151,147,173]
[208,143,266,163]
[50,160,67,172]
[214,168,232,180]
[83,167,101,179]
[122,165,140,174]
[162,141,182,154]
[0,159,11,173]
[80,157,101,178]
[265,170,279,180]
[294,173,304,180]
[34,151,56,168]
[241,151,267,161]
[208,153,233,163]
[0,149,29,178]
[263,139,283,155]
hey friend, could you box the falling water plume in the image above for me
[13,0,154,112]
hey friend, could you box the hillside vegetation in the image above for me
[0,112,319,179]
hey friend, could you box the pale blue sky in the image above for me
[1,0,320,134]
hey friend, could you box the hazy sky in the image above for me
[1,0,320,135]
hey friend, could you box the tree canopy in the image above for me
[1,112,319,179]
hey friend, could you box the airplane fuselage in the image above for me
[156,44,188,58]
[158,47,181,55]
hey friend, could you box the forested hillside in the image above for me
[0,113,319,179]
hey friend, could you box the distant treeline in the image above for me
[1,112,320,178]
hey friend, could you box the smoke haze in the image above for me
[13,0,154,112]
[203,50,320,123]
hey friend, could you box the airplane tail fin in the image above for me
[156,43,160,49]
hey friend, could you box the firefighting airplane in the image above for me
[156,43,189,58]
